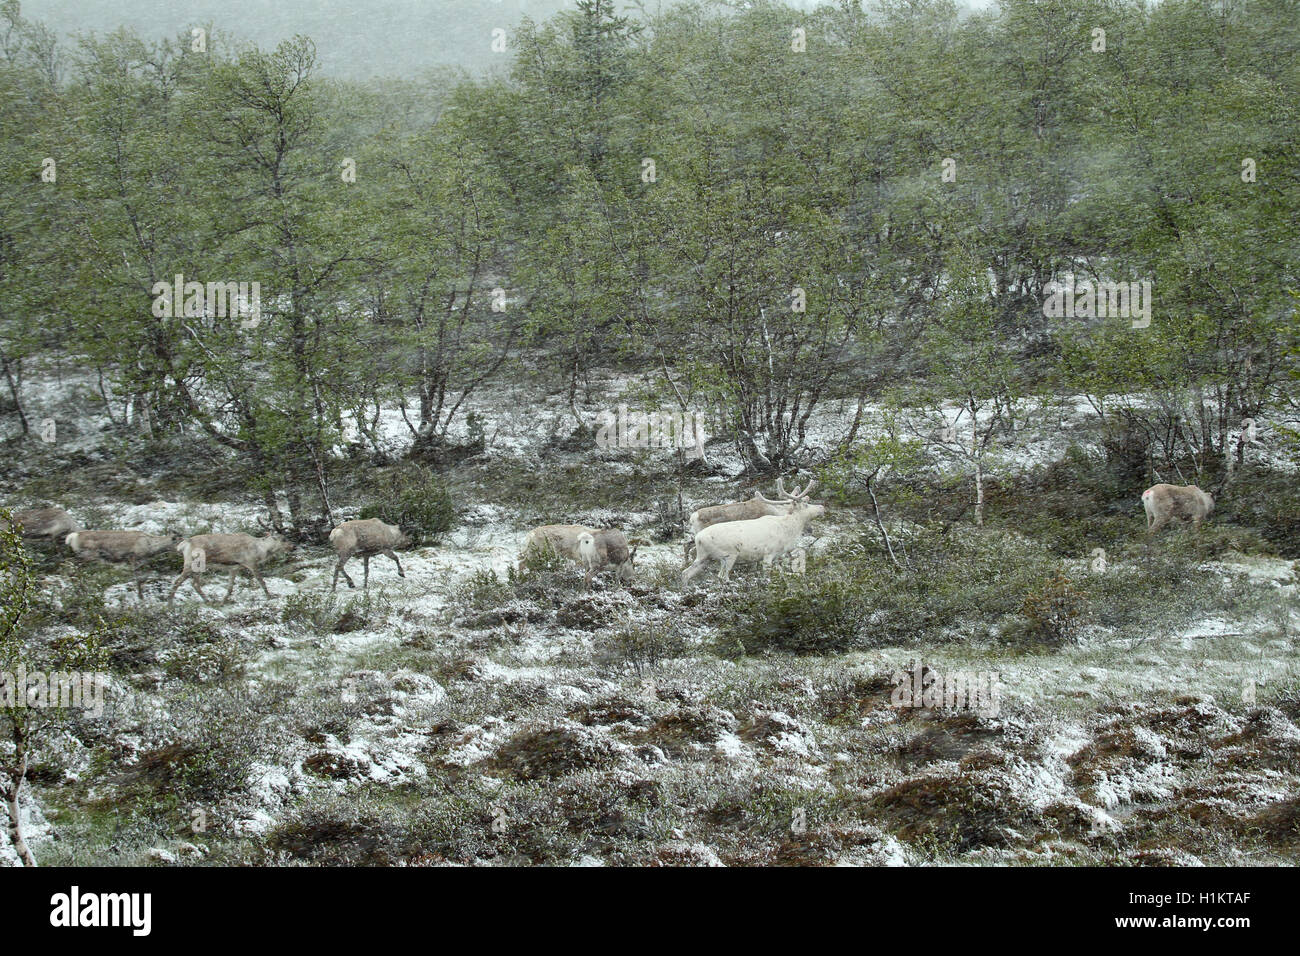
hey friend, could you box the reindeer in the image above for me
[687,489,795,537]
[576,529,638,586]
[684,485,796,562]
[1141,483,1215,533]
[168,530,294,606]
[329,518,411,591]
[683,477,823,582]
[0,507,79,540]
[518,524,637,587]
[65,530,179,600]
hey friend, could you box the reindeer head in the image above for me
[265,534,295,558]
[777,476,825,519]
[255,515,296,555]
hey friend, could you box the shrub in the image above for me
[358,466,454,544]
[1018,572,1088,646]
[503,544,589,605]
[725,576,873,655]
[713,526,1071,655]
[280,589,392,635]
[515,540,569,576]
[162,636,248,684]
[1219,469,1300,558]
[1164,522,1275,560]
[452,567,515,612]
[1075,547,1247,641]
[124,687,274,805]
[594,625,688,676]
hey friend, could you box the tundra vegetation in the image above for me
[1,0,1299,867]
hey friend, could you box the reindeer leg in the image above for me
[190,572,211,604]
[683,552,712,583]
[363,555,370,589]
[340,557,356,590]
[384,550,404,578]
[167,570,189,607]
[253,566,272,599]
[131,559,145,601]
[224,568,238,603]
[718,555,737,581]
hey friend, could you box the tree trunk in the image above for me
[864,468,901,569]
[4,729,35,866]
[1,356,27,436]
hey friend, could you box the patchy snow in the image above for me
[6,360,1299,867]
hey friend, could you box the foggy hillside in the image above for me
[23,0,582,78]
[20,0,992,78]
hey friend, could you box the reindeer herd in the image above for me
[0,478,1215,606]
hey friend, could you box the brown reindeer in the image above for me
[576,529,638,586]
[65,530,179,600]
[519,524,638,587]
[168,532,294,605]
[328,518,411,591]
[0,507,79,540]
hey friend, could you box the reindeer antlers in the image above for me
[255,514,282,536]
[776,475,819,500]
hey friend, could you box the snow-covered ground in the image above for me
[3,361,1298,867]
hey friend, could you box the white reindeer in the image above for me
[65,530,178,600]
[684,485,796,562]
[683,478,823,582]
[1141,483,1215,533]
[168,531,294,606]
[687,488,795,537]
[329,518,411,591]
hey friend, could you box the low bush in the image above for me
[1219,469,1300,558]
[594,625,689,676]
[1074,546,1246,639]
[718,527,1061,655]
[1018,571,1089,647]
[725,575,875,656]
[714,519,1262,655]
[280,589,393,635]
[358,465,454,545]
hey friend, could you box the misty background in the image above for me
[21,0,995,79]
